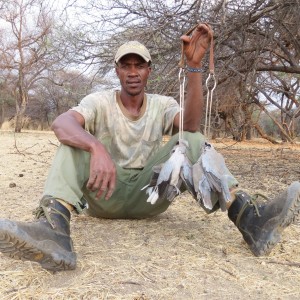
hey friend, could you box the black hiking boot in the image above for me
[228,181,300,256]
[0,196,76,271]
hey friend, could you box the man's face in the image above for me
[115,54,151,97]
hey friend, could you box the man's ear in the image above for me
[115,66,120,78]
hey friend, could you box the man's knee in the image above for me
[181,131,206,163]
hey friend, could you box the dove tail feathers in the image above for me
[146,187,159,205]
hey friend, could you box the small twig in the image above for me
[13,132,25,156]
[13,132,40,155]
[48,139,59,147]
[220,267,236,277]
[5,283,30,294]
[37,150,51,156]
[131,266,156,283]
[11,133,52,164]
[218,140,240,149]
[118,281,141,285]
[267,259,300,268]
[27,156,51,165]
[23,143,39,152]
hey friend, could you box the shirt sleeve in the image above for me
[70,93,99,134]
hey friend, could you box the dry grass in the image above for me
[0,130,300,300]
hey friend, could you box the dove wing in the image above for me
[180,156,196,197]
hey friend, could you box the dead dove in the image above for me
[193,142,238,211]
[144,140,188,205]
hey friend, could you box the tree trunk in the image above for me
[254,100,294,143]
[14,93,28,133]
[246,125,252,140]
[254,123,280,144]
[15,113,24,132]
[0,102,4,126]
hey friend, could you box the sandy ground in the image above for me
[0,130,300,300]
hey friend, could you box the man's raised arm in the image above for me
[173,23,213,132]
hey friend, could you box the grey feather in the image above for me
[199,175,213,209]
[180,156,196,197]
[144,140,188,205]
[193,142,238,211]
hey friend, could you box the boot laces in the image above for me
[33,200,69,229]
[235,193,269,227]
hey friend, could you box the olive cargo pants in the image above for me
[43,132,238,218]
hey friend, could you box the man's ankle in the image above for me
[56,199,74,212]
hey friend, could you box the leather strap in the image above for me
[209,35,215,74]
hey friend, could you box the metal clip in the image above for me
[204,72,217,138]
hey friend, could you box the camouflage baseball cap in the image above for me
[114,41,151,63]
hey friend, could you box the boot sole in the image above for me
[252,181,300,256]
[0,220,76,271]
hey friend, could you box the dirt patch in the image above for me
[0,131,300,300]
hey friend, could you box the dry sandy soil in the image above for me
[0,130,300,300]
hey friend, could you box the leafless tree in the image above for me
[33,69,108,127]
[62,0,299,142]
[0,0,68,132]
[211,0,300,142]
[0,0,299,142]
